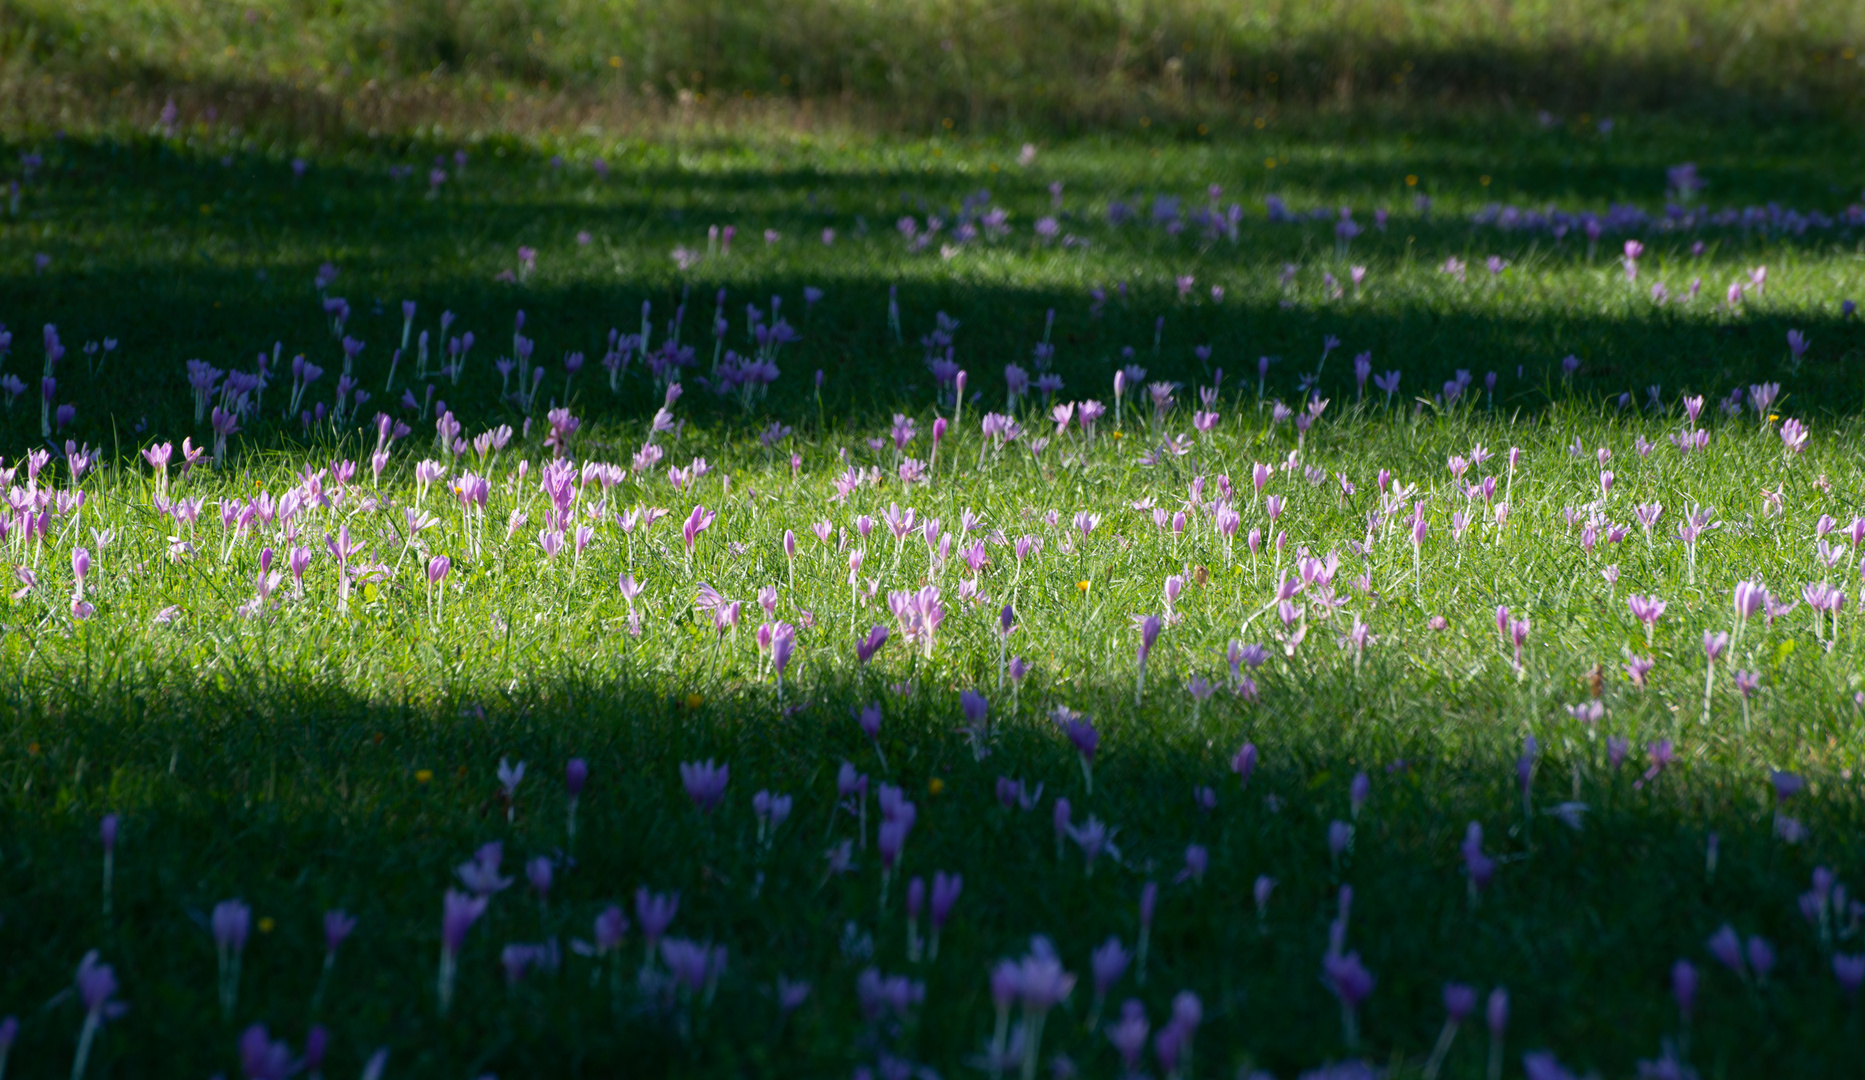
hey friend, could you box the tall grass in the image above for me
[1,0,1860,137]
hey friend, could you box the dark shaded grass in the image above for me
[3,659,1864,1077]
[1,130,1862,460]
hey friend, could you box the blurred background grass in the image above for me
[1,0,1861,140]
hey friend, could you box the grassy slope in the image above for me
[1,79,1864,1080]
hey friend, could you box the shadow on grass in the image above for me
[0,133,1858,455]
[2,664,1863,1077]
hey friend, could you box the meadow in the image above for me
[3,14,1865,1076]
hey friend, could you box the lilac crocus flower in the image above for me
[856,624,888,664]
[213,898,252,1018]
[1463,822,1495,904]
[1483,986,1509,1076]
[457,842,513,895]
[1177,844,1208,884]
[438,889,488,1015]
[68,950,124,1080]
[239,1023,297,1080]
[1253,875,1276,926]
[1232,742,1258,787]
[1134,613,1164,702]
[680,759,730,814]
[635,888,680,965]
[1325,951,1376,1047]
[1673,960,1698,1023]
[324,909,357,961]
[1834,954,1865,999]
[565,757,588,849]
[1089,936,1132,1026]
[1328,819,1353,866]
[1055,709,1099,793]
[1013,940,1076,1078]
[928,871,962,960]
[1422,982,1478,1078]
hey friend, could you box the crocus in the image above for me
[1424,983,1477,1080]
[565,758,588,848]
[1324,951,1376,1048]
[928,871,962,960]
[1055,709,1099,793]
[1134,614,1163,703]
[1137,882,1158,985]
[680,759,730,815]
[1088,936,1131,1028]
[1232,741,1258,787]
[1486,987,1509,1079]
[1835,954,1865,999]
[213,898,252,1019]
[1013,939,1075,1080]
[438,889,488,1015]
[69,951,124,1080]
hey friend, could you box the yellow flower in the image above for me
[1077,580,1091,592]
[686,692,706,709]
[258,916,276,934]
[928,778,945,795]
[1110,430,1124,439]
[415,769,433,784]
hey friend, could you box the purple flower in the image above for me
[752,789,794,835]
[213,899,252,954]
[566,758,589,797]
[1232,742,1259,786]
[1325,951,1376,1005]
[456,842,512,894]
[324,909,357,956]
[1056,710,1099,771]
[1328,819,1352,859]
[1444,983,1477,1022]
[776,976,811,1016]
[100,813,118,853]
[586,905,629,954]
[75,949,122,1018]
[661,937,725,993]
[680,759,730,814]
[239,1023,297,1080]
[527,855,554,897]
[1487,986,1509,1035]
[1015,944,1076,1011]
[1672,960,1698,1018]
[1253,875,1276,918]
[1523,1051,1577,1080]
[1349,771,1370,817]
[1176,844,1208,884]
[1109,999,1150,1071]
[856,624,889,664]
[1707,924,1744,975]
[1747,936,1776,981]
[303,1025,327,1072]
[930,871,962,928]
[636,887,680,948]
[441,889,488,955]
[1091,936,1131,997]
[1834,954,1865,998]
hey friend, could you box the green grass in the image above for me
[2,99,1865,1079]
[3,0,1863,133]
